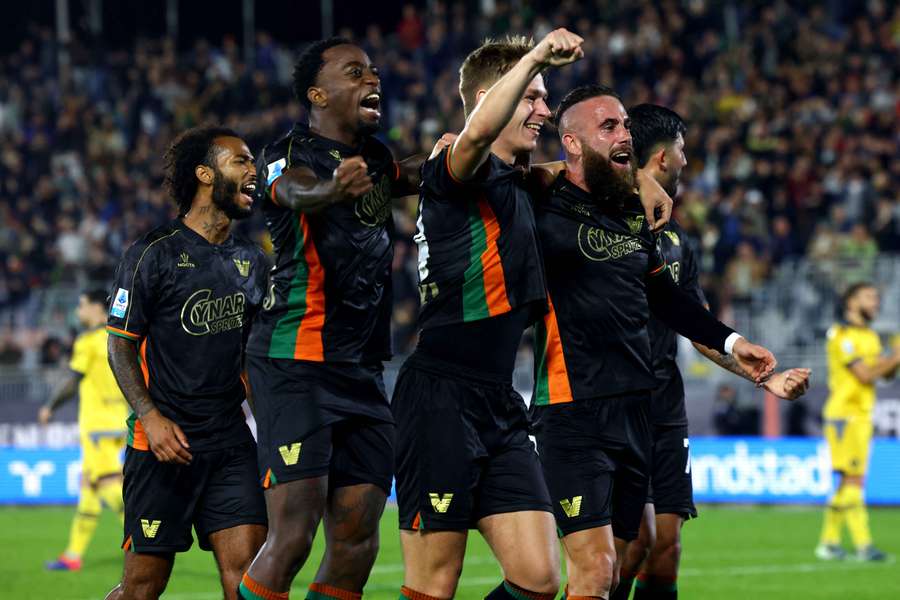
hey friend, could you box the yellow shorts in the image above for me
[81,432,126,485]
[824,417,872,477]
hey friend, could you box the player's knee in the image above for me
[329,532,380,568]
[569,549,615,593]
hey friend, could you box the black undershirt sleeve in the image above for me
[646,271,734,354]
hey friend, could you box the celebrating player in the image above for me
[530,85,777,600]
[41,288,129,572]
[815,282,899,562]
[239,38,425,600]
[390,30,587,600]
[104,125,268,600]
[613,104,811,600]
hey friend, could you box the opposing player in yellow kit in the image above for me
[40,289,129,571]
[816,282,900,562]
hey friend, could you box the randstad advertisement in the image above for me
[1,438,900,504]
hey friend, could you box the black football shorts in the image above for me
[531,392,651,541]
[247,355,394,494]
[122,442,266,553]
[392,353,553,531]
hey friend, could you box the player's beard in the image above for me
[663,170,681,197]
[211,168,252,221]
[582,143,637,213]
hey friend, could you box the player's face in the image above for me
[211,136,256,220]
[576,95,634,180]
[662,133,687,196]
[855,287,880,323]
[495,74,551,156]
[316,44,381,135]
[75,295,91,327]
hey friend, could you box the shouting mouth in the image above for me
[239,181,256,205]
[360,92,382,119]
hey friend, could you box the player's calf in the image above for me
[245,476,329,592]
[109,552,175,600]
[313,483,387,592]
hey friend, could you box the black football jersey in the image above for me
[532,175,667,405]
[647,218,707,425]
[414,148,547,330]
[107,219,267,451]
[246,123,399,364]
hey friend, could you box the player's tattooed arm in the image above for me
[108,335,192,464]
[274,161,373,213]
[449,28,584,181]
[38,371,83,424]
[693,340,811,400]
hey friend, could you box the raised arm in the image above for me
[272,157,374,213]
[108,335,192,465]
[448,28,584,181]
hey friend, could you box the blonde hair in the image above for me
[458,35,534,117]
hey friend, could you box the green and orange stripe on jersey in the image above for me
[461,196,512,321]
[267,211,326,361]
[444,146,513,321]
[533,294,573,405]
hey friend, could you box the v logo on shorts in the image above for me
[429,493,453,513]
[140,519,161,538]
[560,496,583,518]
[278,443,302,466]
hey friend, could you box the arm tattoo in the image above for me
[108,335,157,418]
[695,342,753,382]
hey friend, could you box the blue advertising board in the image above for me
[1,438,899,505]
[690,437,900,505]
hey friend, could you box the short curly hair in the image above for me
[292,37,352,109]
[163,125,239,216]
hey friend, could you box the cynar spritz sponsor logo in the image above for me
[180,289,245,336]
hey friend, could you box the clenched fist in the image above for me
[332,156,374,201]
[529,28,585,69]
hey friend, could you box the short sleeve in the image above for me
[68,335,91,375]
[421,147,492,199]
[106,241,160,342]
[830,329,861,366]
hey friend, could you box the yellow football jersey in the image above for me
[69,327,128,433]
[824,324,882,418]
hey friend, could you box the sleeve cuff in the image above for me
[106,326,141,341]
[724,332,743,356]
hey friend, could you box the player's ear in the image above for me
[195,164,214,186]
[561,132,580,157]
[308,86,327,109]
[654,146,668,171]
[474,88,488,108]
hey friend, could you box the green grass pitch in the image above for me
[7,505,899,599]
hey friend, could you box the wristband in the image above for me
[724,332,743,356]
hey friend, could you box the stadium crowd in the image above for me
[1,0,898,365]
